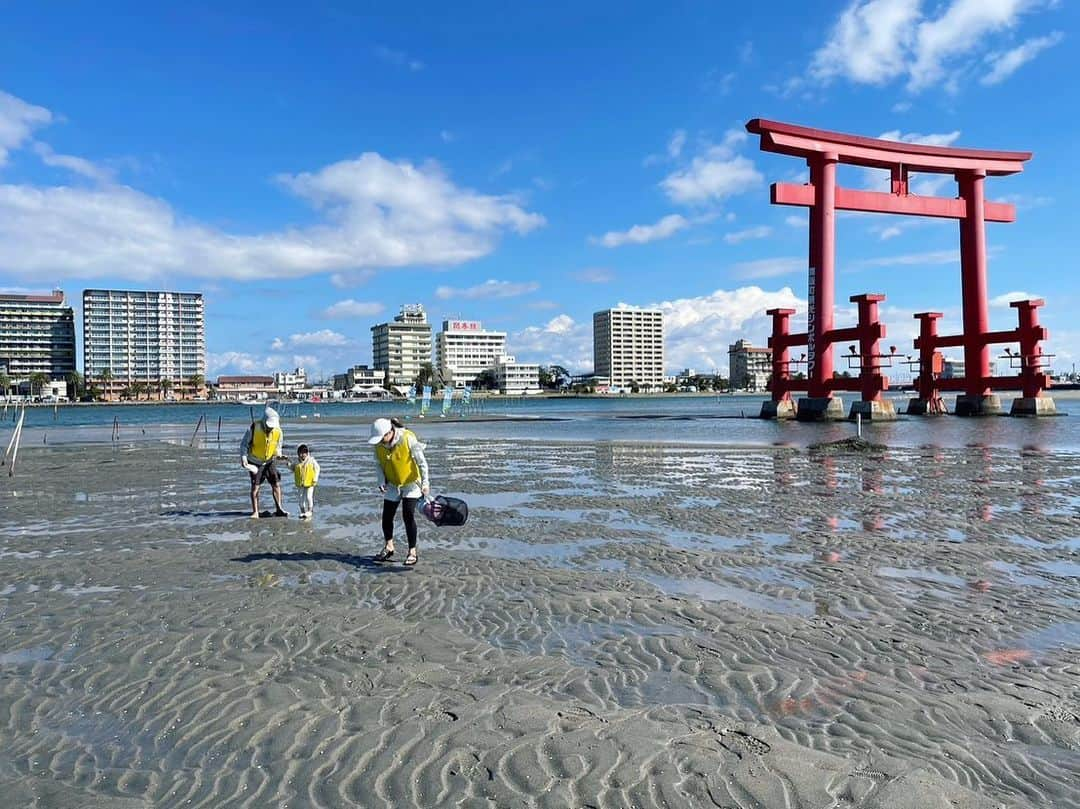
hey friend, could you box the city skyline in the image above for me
[1,3,1077,381]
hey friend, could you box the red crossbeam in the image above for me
[772,183,1016,223]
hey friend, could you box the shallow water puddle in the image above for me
[0,645,54,665]
[877,567,966,587]
[1037,560,1080,578]
[643,574,813,616]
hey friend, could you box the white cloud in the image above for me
[510,314,593,372]
[591,214,689,248]
[270,338,285,350]
[661,152,762,205]
[322,299,384,319]
[31,142,111,182]
[206,350,285,377]
[287,329,349,347]
[990,290,1039,307]
[0,91,545,283]
[374,45,424,71]
[811,0,921,85]
[329,269,375,289]
[809,0,1057,92]
[878,129,962,148]
[649,286,807,371]
[733,257,805,279]
[879,225,903,240]
[982,31,1063,85]
[785,214,806,228]
[0,91,51,166]
[724,225,772,245]
[858,248,958,267]
[435,279,540,300]
[667,129,687,159]
[572,267,615,283]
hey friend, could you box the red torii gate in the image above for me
[745,118,1054,419]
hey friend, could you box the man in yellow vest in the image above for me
[240,406,288,518]
[369,417,429,565]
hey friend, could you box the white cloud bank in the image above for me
[322,299,385,319]
[435,279,540,300]
[811,0,1061,92]
[591,214,689,248]
[0,89,544,283]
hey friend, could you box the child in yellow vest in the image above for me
[290,444,321,519]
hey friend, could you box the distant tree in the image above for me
[131,381,147,401]
[475,369,497,391]
[28,372,48,397]
[415,362,434,390]
[159,378,173,400]
[67,371,83,400]
[664,382,678,393]
[0,373,9,397]
[629,380,640,394]
[712,377,727,392]
[538,366,554,389]
[120,385,134,401]
[187,374,204,399]
[98,368,114,400]
[550,365,570,387]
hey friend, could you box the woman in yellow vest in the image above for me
[239,406,288,518]
[369,417,429,565]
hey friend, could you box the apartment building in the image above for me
[592,308,664,391]
[0,290,77,389]
[372,304,433,389]
[493,354,540,395]
[436,320,507,388]
[83,289,206,399]
[274,367,308,395]
[728,339,772,390]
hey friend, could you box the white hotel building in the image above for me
[372,304,433,389]
[82,289,206,399]
[435,320,506,388]
[593,307,665,391]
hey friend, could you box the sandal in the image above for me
[374,545,395,563]
[404,549,418,566]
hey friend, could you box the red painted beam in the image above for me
[931,375,1050,392]
[746,119,1031,175]
[915,334,965,349]
[772,183,1016,222]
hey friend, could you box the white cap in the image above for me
[368,417,393,444]
[264,406,280,429]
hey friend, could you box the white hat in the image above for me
[264,406,280,429]
[368,417,393,444]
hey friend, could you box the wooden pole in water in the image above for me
[217,415,222,443]
[8,410,25,476]
[190,413,205,447]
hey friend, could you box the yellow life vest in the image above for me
[250,425,282,462]
[375,428,420,486]
[294,459,317,488]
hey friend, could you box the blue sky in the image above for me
[1,0,1077,380]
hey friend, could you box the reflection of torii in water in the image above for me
[746,119,1055,420]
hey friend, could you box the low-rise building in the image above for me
[274,367,307,396]
[494,355,540,395]
[215,375,277,401]
[332,364,385,390]
[728,339,772,391]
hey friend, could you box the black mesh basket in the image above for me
[421,495,469,527]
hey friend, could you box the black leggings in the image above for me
[382,497,418,548]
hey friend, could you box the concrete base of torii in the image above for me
[848,399,897,421]
[1010,396,1057,416]
[796,397,846,422]
[760,399,798,420]
[906,397,948,415]
[955,394,1004,417]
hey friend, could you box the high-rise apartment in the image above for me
[727,339,772,390]
[436,320,507,388]
[593,308,664,390]
[82,289,206,399]
[372,304,433,389]
[0,290,77,388]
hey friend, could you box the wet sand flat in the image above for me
[1,435,1078,807]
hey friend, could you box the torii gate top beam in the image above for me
[746,118,1031,176]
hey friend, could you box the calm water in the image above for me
[6,391,1079,451]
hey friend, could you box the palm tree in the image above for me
[159,378,173,400]
[131,381,146,401]
[28,372,48,398]
[0,373,9,398]
[99,368,114,400]
[67,371,83,401]
[187,374,204,400]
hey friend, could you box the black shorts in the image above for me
[249,460,281,485]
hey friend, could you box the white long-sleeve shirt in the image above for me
[374,429,429,501]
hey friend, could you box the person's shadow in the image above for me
[230,551,401,572]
